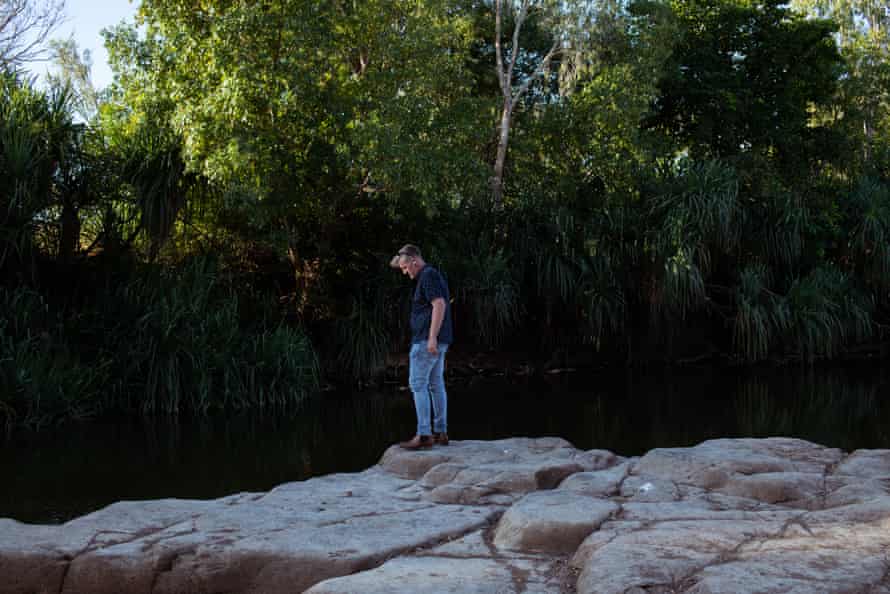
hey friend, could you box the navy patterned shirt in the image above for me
[411,265,453,345]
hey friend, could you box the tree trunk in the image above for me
[58,199,80,264]
[490,0,559,215]
[492,95,513,213]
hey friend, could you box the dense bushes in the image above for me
[0,260,318,430]
[0,70,319,431]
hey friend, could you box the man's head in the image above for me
[390,244,425,279]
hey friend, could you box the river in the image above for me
[2,363,888,524]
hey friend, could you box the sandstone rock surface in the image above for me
[2,436,890,593]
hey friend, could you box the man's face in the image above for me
[399,255,417,279]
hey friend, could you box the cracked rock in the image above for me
[3,437,890,594]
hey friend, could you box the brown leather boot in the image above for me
[399,435,433,450]
[433,432,449,446]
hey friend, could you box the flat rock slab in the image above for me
[3,437,890,593]
[494,490,618,553]
[304,554,566,594]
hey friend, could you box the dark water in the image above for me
[2,364,889,524]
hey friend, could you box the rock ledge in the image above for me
[3,437,890,593]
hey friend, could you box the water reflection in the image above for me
[1,364,887,524]
[732,369,890,451]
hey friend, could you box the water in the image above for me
[2,364,889,524]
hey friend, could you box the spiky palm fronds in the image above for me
[0,71,53,272]
[657,245,707,320]
[784,266,873,362]
[653,159,742,255]
[648,160,740,319]
[576,250,625,347]
[0,73,92,274]
[530,209,583,304]
[758,191,807,272]
[0,286,106,430]
[732,264,787,362]
[333,291,390,382]
[97,257,319,414]
[848,177,890,295]
[116,124,196,259]
[460,248,523,349]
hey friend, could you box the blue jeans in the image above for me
[408,342,449,436]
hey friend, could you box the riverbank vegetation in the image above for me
[1,0,889,429]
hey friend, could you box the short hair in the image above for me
[397,244,421,259]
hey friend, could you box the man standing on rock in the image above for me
[390,244,452,449]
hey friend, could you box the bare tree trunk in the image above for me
[491,0,560,213]
[492,95,513,213]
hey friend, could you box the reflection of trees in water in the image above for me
[572,366,889,455]
[581,396,625,452]
[134,391,404,487]
[733,369,888,450]
[735,378,793,438]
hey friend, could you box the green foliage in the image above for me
[456,248,523,349]
[0,260,319,430]
[333,291,391,383]
[576,250,626,347]
[0,287,107,430]
[95,258,319,414]
[224,325,319,409]
[643,0,844,183]
[648,160,741,317]
[783,266,873,361]
[846,178,890,294]
[732,264,785,362]
[757,191,808,273]
[0,71,56,274]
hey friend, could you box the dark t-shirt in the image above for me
[411,265,453,345]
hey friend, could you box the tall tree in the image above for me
[489,0,599,212]
[643,0,843,185]
[792,0,890,171]
[104,0,485,305]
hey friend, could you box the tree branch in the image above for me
[506,0,530,93]
[0,0,65,67]
[495,0,506,94]
[512,40,560,103]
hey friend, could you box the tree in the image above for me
[792,0,890,173]
[102,1,487,312]
[0,0,65,69]
[643,0,843,185]
[489,0,601,213]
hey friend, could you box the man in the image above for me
[389,244,452,449]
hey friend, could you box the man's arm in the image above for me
[427,297,446,354]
